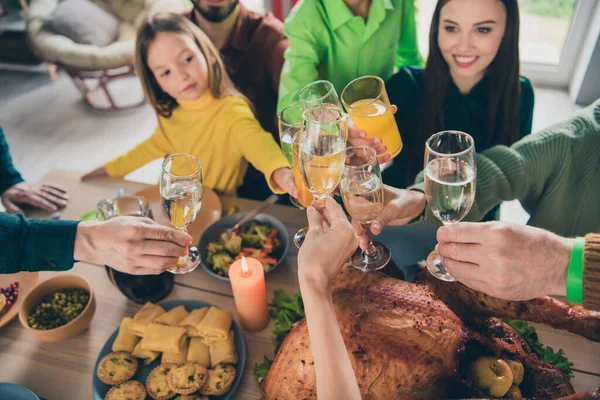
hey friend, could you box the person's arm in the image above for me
[435,221,572,301]
[104,125,171,178]
[0,213,191,275]
[395,0,423,68]
[297,198,361,399]
[230,99,292,194]
[583,233,600,311]
[0,126,24,195]
[277,13,321,113]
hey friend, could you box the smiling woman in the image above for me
[382,0,534,219]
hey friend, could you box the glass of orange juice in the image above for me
[341,76,402,158]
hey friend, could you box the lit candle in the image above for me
[229,256,269,332]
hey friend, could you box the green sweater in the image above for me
[412,99,600,237]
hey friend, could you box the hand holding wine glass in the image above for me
[340,145,390,272]
[160,153,203,274]
[424,131,476,281]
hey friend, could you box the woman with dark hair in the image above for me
[382,0,534,220]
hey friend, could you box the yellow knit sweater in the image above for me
[104,93,290,196]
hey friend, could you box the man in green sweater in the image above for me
[355,99,600,309]
[366,99,600,237]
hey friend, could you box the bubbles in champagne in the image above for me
[340,171,384,224]
[161,180,202,229]
[425,159,475,224]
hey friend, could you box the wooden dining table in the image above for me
[0,168,598,399]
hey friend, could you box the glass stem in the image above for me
[361,224,378,260]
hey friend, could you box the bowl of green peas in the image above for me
[19,275,96,342]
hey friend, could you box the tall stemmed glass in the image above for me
[278,104,314,248]
[424,131,476,281]
[340,145,390,272]
[299,106,348,204]
[299,80,343,111]
[160,154,203,274]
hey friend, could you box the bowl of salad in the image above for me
[199,212,290,281]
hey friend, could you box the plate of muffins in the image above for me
[92,300,245,400]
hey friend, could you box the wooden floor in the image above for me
[0,68,584,219]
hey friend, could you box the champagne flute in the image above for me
[299,80,343,111]
[424,131,476,281]
[340,145,390,272]
[299,106,348,203]
[341,75,403,158]
[160,154,203,274]
[278,104,314,247]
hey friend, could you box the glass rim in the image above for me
[425,130,474,157]
[345,145,378,170]
[278,103,303,128]
[299,80,337,104]
[341,75,385,110]
[161,153,202,178]
[301,105,346,125]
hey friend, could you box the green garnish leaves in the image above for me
[253,356,273,384]
[270,289,304,346]
[506,320,574,378]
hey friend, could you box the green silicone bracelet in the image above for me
[566,237,585,303]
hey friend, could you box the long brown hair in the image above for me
[411,0,521,179]
[135,12,247,118]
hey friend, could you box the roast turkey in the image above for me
[260,266,600,399]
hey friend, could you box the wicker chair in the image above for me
[25,0,190,111]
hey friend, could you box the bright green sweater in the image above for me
[412,99,600,237]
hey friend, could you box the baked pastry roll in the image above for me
[154,305,188,327]
[209,330,237,367]
[196,307,232,343]
[162,337,189,365]
[141,323,187,354]
[130,302,165,337]
[131,341,159,365]
[112,317,140,353]
[187,337,210,368]
[178,308,209,337]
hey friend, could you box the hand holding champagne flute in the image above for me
[424,131,476,281]
[340,145,390,271]
[160,154,202,274]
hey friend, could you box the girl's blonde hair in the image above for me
[135,12,247,118]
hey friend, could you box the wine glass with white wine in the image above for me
[424,131,476,281]
[299,105,348,205]
[340,145,390,272]
[160,154,203,274]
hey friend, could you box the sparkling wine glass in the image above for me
[299,80,343,111]
[160,154,202,274]
[340,145,390,271]
[299,106,348,203]
[278,103,314,248]
[424,131,476,281]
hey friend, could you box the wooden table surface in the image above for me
[0,169,598,399]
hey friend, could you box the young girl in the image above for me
[83,13,296,199]
[378,0,533,220]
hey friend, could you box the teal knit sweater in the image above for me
[412,99,600,237]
